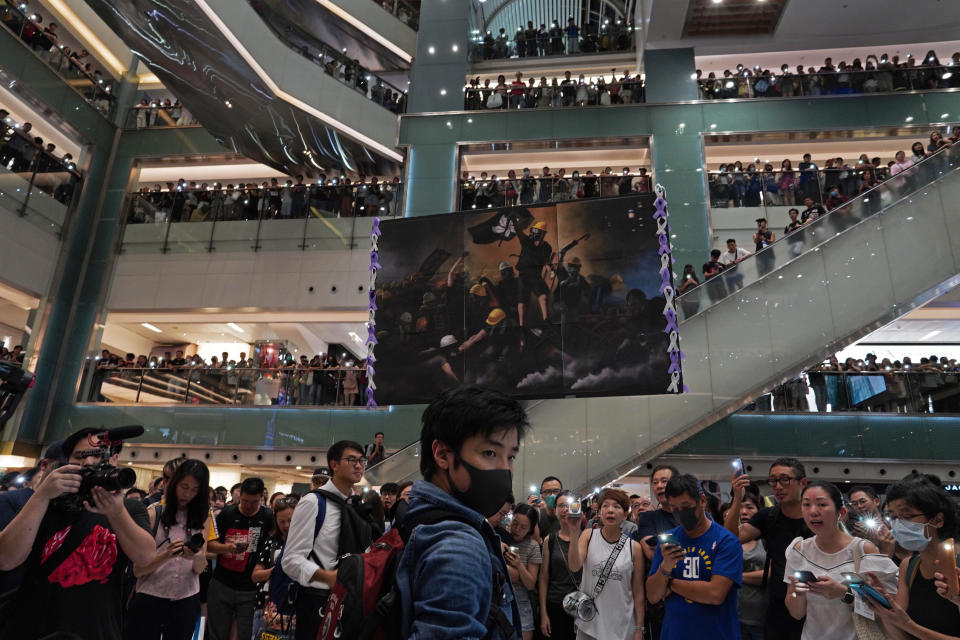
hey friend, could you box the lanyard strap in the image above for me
[592,534,628,600]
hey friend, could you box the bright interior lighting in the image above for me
[920,330,942,341]
[47,0,127,77]
[227,322,245,333]
[314,1,412,62]
[141,323,163,333]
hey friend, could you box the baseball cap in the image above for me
[41,439,65,462]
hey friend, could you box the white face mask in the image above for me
[891,519,933,551]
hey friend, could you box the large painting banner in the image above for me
[372,194,682,404]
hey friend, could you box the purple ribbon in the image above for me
[370,217,381,237]
[368,296,378,312]
[367,326,378,346]
[663,308,680,334]
[369,252,382,271]
[366,386,378,409]
[668,351,682,374]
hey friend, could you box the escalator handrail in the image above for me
[677,145,960,317]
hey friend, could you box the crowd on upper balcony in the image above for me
[813,353,960,374]
[459,165,652,209]
[465,68,644,109]
[374,0,419,28]
[470,15,633,61]
[0,0,116,114]
[132,98,194,128]
[128,174,405,223]
[0,106,80,203]
[699,50,960,99]
[708,131,957,210]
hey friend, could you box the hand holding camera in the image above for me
[36,464,82,501]
[84,485,125,517]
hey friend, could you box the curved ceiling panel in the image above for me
[87,0,401,177]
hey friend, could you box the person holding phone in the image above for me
[647,474,741,640]
[539,492,582,640]
[863,477,960,639]
[505,503,542,640]
[783,481,898,640]
[567,488,646,640]
[125,459,212,640]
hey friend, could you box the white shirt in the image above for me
[282,479,347,589]
[721,247,751,265]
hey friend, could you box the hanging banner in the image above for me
[372,194,682,404]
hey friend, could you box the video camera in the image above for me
[0,360,34,428]
[52,425,143,512]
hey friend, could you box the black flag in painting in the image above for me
[467,208,534,244]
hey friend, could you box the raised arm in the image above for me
[0,465,80,570]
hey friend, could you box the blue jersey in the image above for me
[649,521,742,640]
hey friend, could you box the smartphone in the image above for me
[659,533,681,547]
[234,542,249,552]
[941,539,959,595]
[732,458,745,476]
[507,545,520,555]
[842,573,892,609]
[568,500,582,516]
[793,570,818,584]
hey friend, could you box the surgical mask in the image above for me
[448,454,513,518]
[891,519,933,551]
[830,190,838,197]
[544,495,557,509]
[676,506,700,531]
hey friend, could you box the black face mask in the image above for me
[676,506,701,531]
[447,454,513,518]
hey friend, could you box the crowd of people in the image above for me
[465,69,645,110]
[131,97,195,128]
[698,51,960,100]
[469,17,634,61]
[4,387,960,640]
[0,106,80,204]
[127,175,405,223]
[88,348,369,407]
[0,344,24,365]
[0,0,116,115]
[374,0,419,29]
[459,166,652,209]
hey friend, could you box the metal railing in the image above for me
[249,1,407,114]
[698,65,960,100]
[459,173,651,209]
[464,78,644,109]
[706,165,890,210]
[81,365,369,407]
[124,104,200,129]
[468,27,635,61]
[677,143,960,320]
[742,371,960,414]
[0,1,117,117]
[371,0,419,29]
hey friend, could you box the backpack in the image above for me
[318,509,516,640]
[269,489,376,616]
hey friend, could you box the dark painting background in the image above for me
[373,195,676,405]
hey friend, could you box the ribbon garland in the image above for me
[653,185,687,394]
[366,217,381,409]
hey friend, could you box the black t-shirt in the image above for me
[801,205,825,222]
[747,506,811,628]
[213,504,275,591]
[1,498,150,640]
[702,261,725,278]
[633,507,677,542]
[784,221,803,235]
[538,508,560,538]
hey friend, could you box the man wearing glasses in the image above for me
[283,440,368,640]
[724,457,811,640]
[536,476,563,539]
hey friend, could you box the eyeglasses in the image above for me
[767,475,801,487]
[540,489,561,496]
[341,456,367,467]
[275,497,299,506]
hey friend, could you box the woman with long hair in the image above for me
[784,481,898,640]
[252,499,296,638]
[504,503,542,640]
[124,459,212,640]
[539,492,583,640]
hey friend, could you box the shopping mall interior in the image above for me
[1,0,960,504]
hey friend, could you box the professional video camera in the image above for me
[52,425,143,512]
[0,360,34,428]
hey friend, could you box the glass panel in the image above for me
[457,173,653,211]
[462,75,645,110]
[363,441,421,485]
[467,26,635,62]
[123,104,203,129]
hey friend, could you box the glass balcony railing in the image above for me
[0,1,117,117]
[469,27,635,62]
[80,365,369,407]
[249,1,408,114]
[464,77,645,109]
[677,143,960,320]
[698,65,960,100]
[707,165,889,210]
[371,0,419,30]
[742,371,960,414]
[123,104,201,129]
[458,173,652,209]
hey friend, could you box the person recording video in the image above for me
[0,427,155,640]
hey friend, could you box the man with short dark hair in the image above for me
[800,195,825,223]
[207,477,274,640]
[724,457,810,640]
[397,385,527,638]
[283,440,368,640]
[647,474,741,640]
[537,475,563,539]
[366,431,386,466]
[847,485,892,551]
[635,464,679,640]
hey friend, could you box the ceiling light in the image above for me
[905,116,914,122]
[920,330,942,341]
[428,46,436,55]
[227,322,245,333]
[440,88,447,95]
[141,323,162,333]
[712,0,723,3]
[451,44,459,52]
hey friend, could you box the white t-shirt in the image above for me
[783,536,898,640]
[721,247,751,265]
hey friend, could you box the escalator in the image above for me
[366,145,960,493]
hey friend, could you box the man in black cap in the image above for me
[0,427,154,640]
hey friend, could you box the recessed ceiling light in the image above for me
[227,322,245,333]
[141,323,162,333]
[920,330,942,341]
